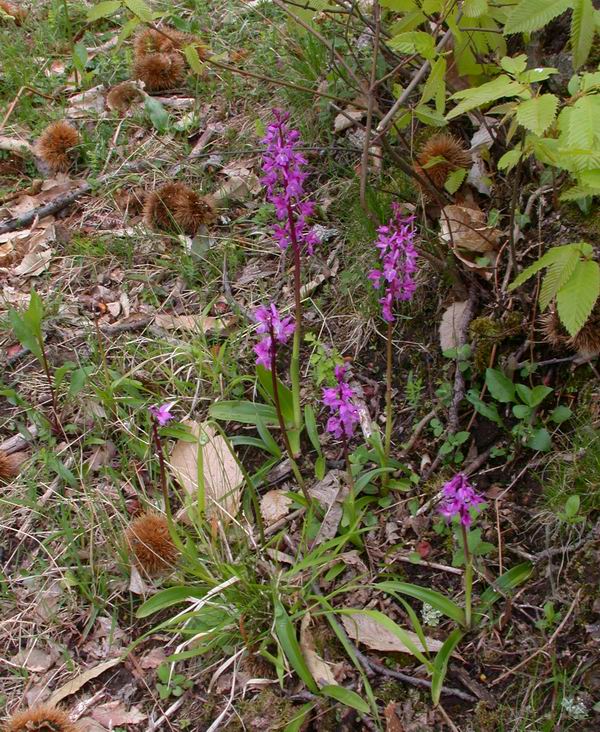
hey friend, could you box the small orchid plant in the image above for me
[369,205,418,490]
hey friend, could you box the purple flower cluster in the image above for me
[149,402,175,426]
[261,109,319,254]
[322,365,360,440]
[254,303,295,370]
[368,205,418,322]
[439,473,485,527]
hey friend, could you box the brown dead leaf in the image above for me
[309,470,349,545]
[91,701,146,728]
[87,441,116,471]
[14,247,51,277]
[12,646,58,672]
[384,702,405,732]
[66,85,107,118]
[128,565,148,595]
[260,489,292,526]
[300,613,338,688]
[334,108,364,133]
[48,658,122,706]
[439,301,469,353]
[440,204,499,253]
[139,647,167,669]
[341,613,443,655]
[170,421,243,522]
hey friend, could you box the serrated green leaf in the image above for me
[497,148,522,171]
[389,30,435,58]
[504,0,572,36]
[420,57,446,115]
[500,54,528,76]
[571,0,595,70]
[518,67,559,83]
[444,168,467,194]
[463,0,488,18]
[414,104,447,127]
[87,0,122,21]
[556,258,600,336]
[568,95,600,150]
[184,44,204,74]
[515,94,558,136]
[509,244,586,290]
[539,246,581,310]
[123,0,154,21]
[447,76,526,120]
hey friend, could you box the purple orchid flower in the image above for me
[439,473,485,527]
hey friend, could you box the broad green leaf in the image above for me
[571,0,595,70]
[497,148,522,171]
[556,258,600,336]
[485,368,515,403]
[274,601,318,692]
[447,76,526,120]
[500,54,528,76]
[117,15,140,46]
[380,0,419,8]
[478,562,533,613]
[550,405,572,423]
[565,494,580,518]
[504,0,572,36]
[87,1,121,21]
[256,418,282,458]
[512,404,532,419]
[515,94,558,136]
[444,168,467,194]
[144,96,169,133]
[431,629,463,705]
[123,0,154,21]
[568,95,600,150]
[376,582,466,625]
[515,383,533,406]
[283,703,315,732]
[463,0,488,17]
[209,400,279,426]
[320,685,370,713]
[389,31,435,59]
[518,67,559,83]
[257,365,294,425]
[528,427,552,451]
[136,586,208,617]
[303,405,322,455]
[466,390,503,425]
[354,467,395,493]
[529,385,553,407]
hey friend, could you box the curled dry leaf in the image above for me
[11,646,58,673]
[439,301,469,352]
[260,489,292,526]
[440,204,499,253]
[341,612,443,655]
[169,421,243,522]
[300,613,338,688]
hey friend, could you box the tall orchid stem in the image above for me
[382,320,394,493]
[461,524,473,630]
[342,436,356,522]
[269,334,312,507]
[287,202,303,441]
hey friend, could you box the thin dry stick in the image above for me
[490,590,581,687]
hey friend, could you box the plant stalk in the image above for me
[382,320,394,492]
[151,419,172,520]
[461,524,473,630]
[38,337,63,437]
[269,335,312,507]
[287,201,303,439]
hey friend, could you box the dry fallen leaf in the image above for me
[14,248,52,277]
[170,421,243,522]
[439,301,469,352]
[91,701,146,728]
[128,565,148,595]
[12,646,57,673]
[309,470,349,545]
[334,108,364,133]
[66,84,107,118]
[260,489,292,526]
[300,613,338,688]
[48,658,122,705]
[139,647,167,669]
[440,204,499,253]
[341,612,443,655]
[153,312,234,333]
[384,701,406,732]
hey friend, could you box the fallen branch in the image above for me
[0,160,148,234]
